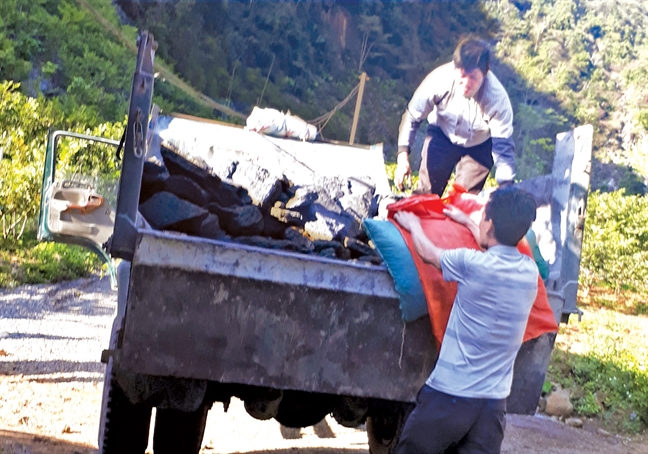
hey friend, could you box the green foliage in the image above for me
[115,0,497,145]
[486,0,648,189]
[580,190,648,294]
[548,309,648,433]
[0,81,64,221]
[384,162,419,196]
[0,81,124,226]
[541,380,553,394]
[0,233,102,288]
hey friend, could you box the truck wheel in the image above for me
[274,391,333,428]
[99,360,152,454]
[152,403,210,454]
[366,404,412,454]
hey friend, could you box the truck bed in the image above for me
[120,229,437,402]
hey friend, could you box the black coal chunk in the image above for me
[140,192,208,235]
[209,202,264,236]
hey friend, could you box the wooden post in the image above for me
[349,72,368,145]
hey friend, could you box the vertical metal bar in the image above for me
[349,72,368,145]
[546,125,593,323]
[109,31,157,261]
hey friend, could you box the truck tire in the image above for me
[366,403,413,454]
[274,391,333,428]
[99,360,152,454]
[152,403,210,454]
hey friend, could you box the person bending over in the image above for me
[395,36,515,196]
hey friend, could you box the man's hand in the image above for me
[444,204,484,247]
[442,204,471,226]
[394,151,412,191]
[393,210,443,269]
[393,211,421,233]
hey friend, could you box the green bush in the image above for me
[0,233,102,288]
[580,190,648,293]
[0,81,125,225]
[549,309,648,433]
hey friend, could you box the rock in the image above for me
[357,255,383,265]
[284,227,314,253]
[230,160,283,210]
[235,236,312,253]
[209,158,238,180]
[537,396,547,413]
[210,179,253,207]
[338,176,376,222]
[545,388,574,417]
[262,211,290,239]
[139,192,208,235]
[286,187,319,210]
[161,147,221,191]
[165,175,208,207]
[565,417,583,428]
[313,240,342,252]
[344,237,378,259]
[597,428,611,436]
[209,202,264,237]
[313,240,351,260]
[318,247,337,259]
[140,161,170,203]
[270,206,304,226]
[311,178,345,213]
[199,214,226,240]
[304,206,360,241]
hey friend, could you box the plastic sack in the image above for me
[362,219,428,322]
[387,185,558,349]
[246,106,318,142]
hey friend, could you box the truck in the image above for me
[37,32,593,454]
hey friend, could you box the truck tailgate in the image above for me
[120,230,437,402]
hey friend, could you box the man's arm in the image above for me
[394,66,448,191]
[483,73,516,185]
[393,211,445,269]
[492,137,516,185]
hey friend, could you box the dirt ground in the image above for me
[1,376,647,454]
[1,276,648,454]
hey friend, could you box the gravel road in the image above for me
[0,275,646,454]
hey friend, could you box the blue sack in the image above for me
[362,219,428,322]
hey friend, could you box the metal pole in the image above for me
[349,72,368,145]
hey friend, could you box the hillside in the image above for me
[1,0,646,191]
[115,0,647,192]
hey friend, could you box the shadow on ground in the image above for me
[0,429,95,454]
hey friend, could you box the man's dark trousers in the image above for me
[393,385,506,454]
[415,125,494,197]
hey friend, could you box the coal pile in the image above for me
[138,146,383,265]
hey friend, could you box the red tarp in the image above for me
[387,186,558,349]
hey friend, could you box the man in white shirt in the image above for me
[395,37,516,196]
[393,187,538,454]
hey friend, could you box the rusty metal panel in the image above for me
[120,231,437,402]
